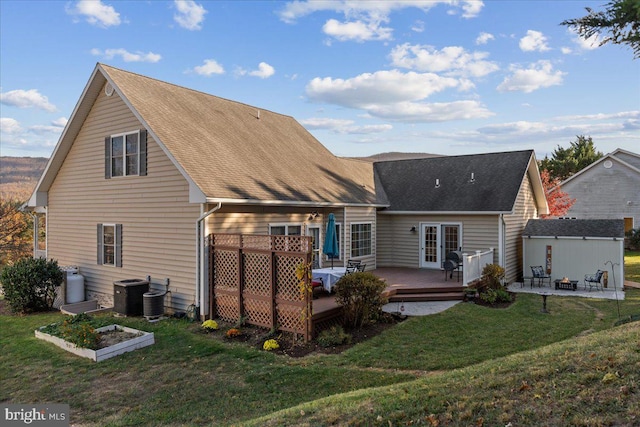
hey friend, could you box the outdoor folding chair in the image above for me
[585,270,604,291]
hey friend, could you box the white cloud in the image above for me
[91,48,161,63]
[306,70,492,122]
[561,47,573,55]
[497,60,565,93]
[0,89,57,112]
[279,1,482,42]
[300,117,392,134]
[519,30,550,52]
[193,59,225,76]
[174,0,207,30]
[237,62,275,79]
[411,20,425,33]
[390,43,499,78]
[568,28,601,51]
[322,18,392,42]
[306,70,459,108]
[475,32,494,45]
[52,117,69,127]
[0,117,22,134]
[366,100,493,123]
[66,0,121,28]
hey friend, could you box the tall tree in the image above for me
[539,170,576,218]
[539,135,603,181]
[561,0,640,59]
[0,199,32,267]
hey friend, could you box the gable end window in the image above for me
[105,129,147,178]
[97,224,122,267]
[350,223,372,258]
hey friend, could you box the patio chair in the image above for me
[356,263,366,272]
[311,278,324,299]
[584,270,604,291]
[530,266,551,287]
[346,260,361,274]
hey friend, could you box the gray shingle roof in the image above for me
[522,219,625,238]
[373,150,534,212]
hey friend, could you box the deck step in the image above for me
[390,286,465,294]
[388,292,465,302]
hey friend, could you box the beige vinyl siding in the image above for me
[204,205,376,269]
[47,86,200,312]
[345,206,376,270]
[503,172,539,283]
[377,214,498,268]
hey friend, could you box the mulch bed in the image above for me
[194,313,407,358]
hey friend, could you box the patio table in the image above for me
[312,267,347,292]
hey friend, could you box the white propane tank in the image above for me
[62,266,85,304]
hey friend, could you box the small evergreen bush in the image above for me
[625,228,640,250]
[316,325,351,348]
[0,257,63,314]
[334,271,388,329]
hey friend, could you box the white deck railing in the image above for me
[462,248,494,285]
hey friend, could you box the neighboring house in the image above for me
[558,148,640,232]
[27,63,548,317]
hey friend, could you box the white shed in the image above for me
[522,219,625,290]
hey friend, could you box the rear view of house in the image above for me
[27,63,548,319]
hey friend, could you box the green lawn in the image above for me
[2,285,639,426]
[626,250,640,283]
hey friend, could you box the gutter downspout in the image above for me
[196,202,222,320]
[498,214,506,269]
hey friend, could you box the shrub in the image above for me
[625,228,640,250]
[0,257,63,314]
[316,325,352,348]
[334,272,388,329]
[201,319,218,331]
[479,287,512,305]
[226,328,242,338]
[263,339,280,351]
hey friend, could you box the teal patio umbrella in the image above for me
[323,213,339,269]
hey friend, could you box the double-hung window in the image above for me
[105,130,147,178]
[350,223,372,258]
[97,224,122,267]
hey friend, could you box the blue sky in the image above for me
[1,0,638,160]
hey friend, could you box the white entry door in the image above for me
[420,223,441,268]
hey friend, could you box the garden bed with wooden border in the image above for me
[35,324,154,362]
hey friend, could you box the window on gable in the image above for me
[105,129,147,179]
[350,223,371,258]
[97,224,122,267]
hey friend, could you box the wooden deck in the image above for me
[311,267,467,326]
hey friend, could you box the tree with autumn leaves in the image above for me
[539,169,576,218]
[0,198,33,267]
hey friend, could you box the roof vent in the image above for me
[105,82,114,97]
[435,178,440,188]
[469,172,475,183]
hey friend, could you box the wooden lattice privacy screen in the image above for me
[208,234,313,341]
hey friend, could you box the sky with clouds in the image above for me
[0,0,638,160]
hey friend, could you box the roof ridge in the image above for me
[98,62,294,120]
[373,149,533,164]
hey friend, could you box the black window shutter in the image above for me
[104,137,111,179]
[139,129,147,176]
[97,224,104,265]
[115,224,123,268]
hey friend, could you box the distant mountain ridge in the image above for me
[1,156,48,201]
[350,152,441,162]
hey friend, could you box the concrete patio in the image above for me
[507,282,626,300]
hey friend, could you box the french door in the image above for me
[420,223,461,269]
